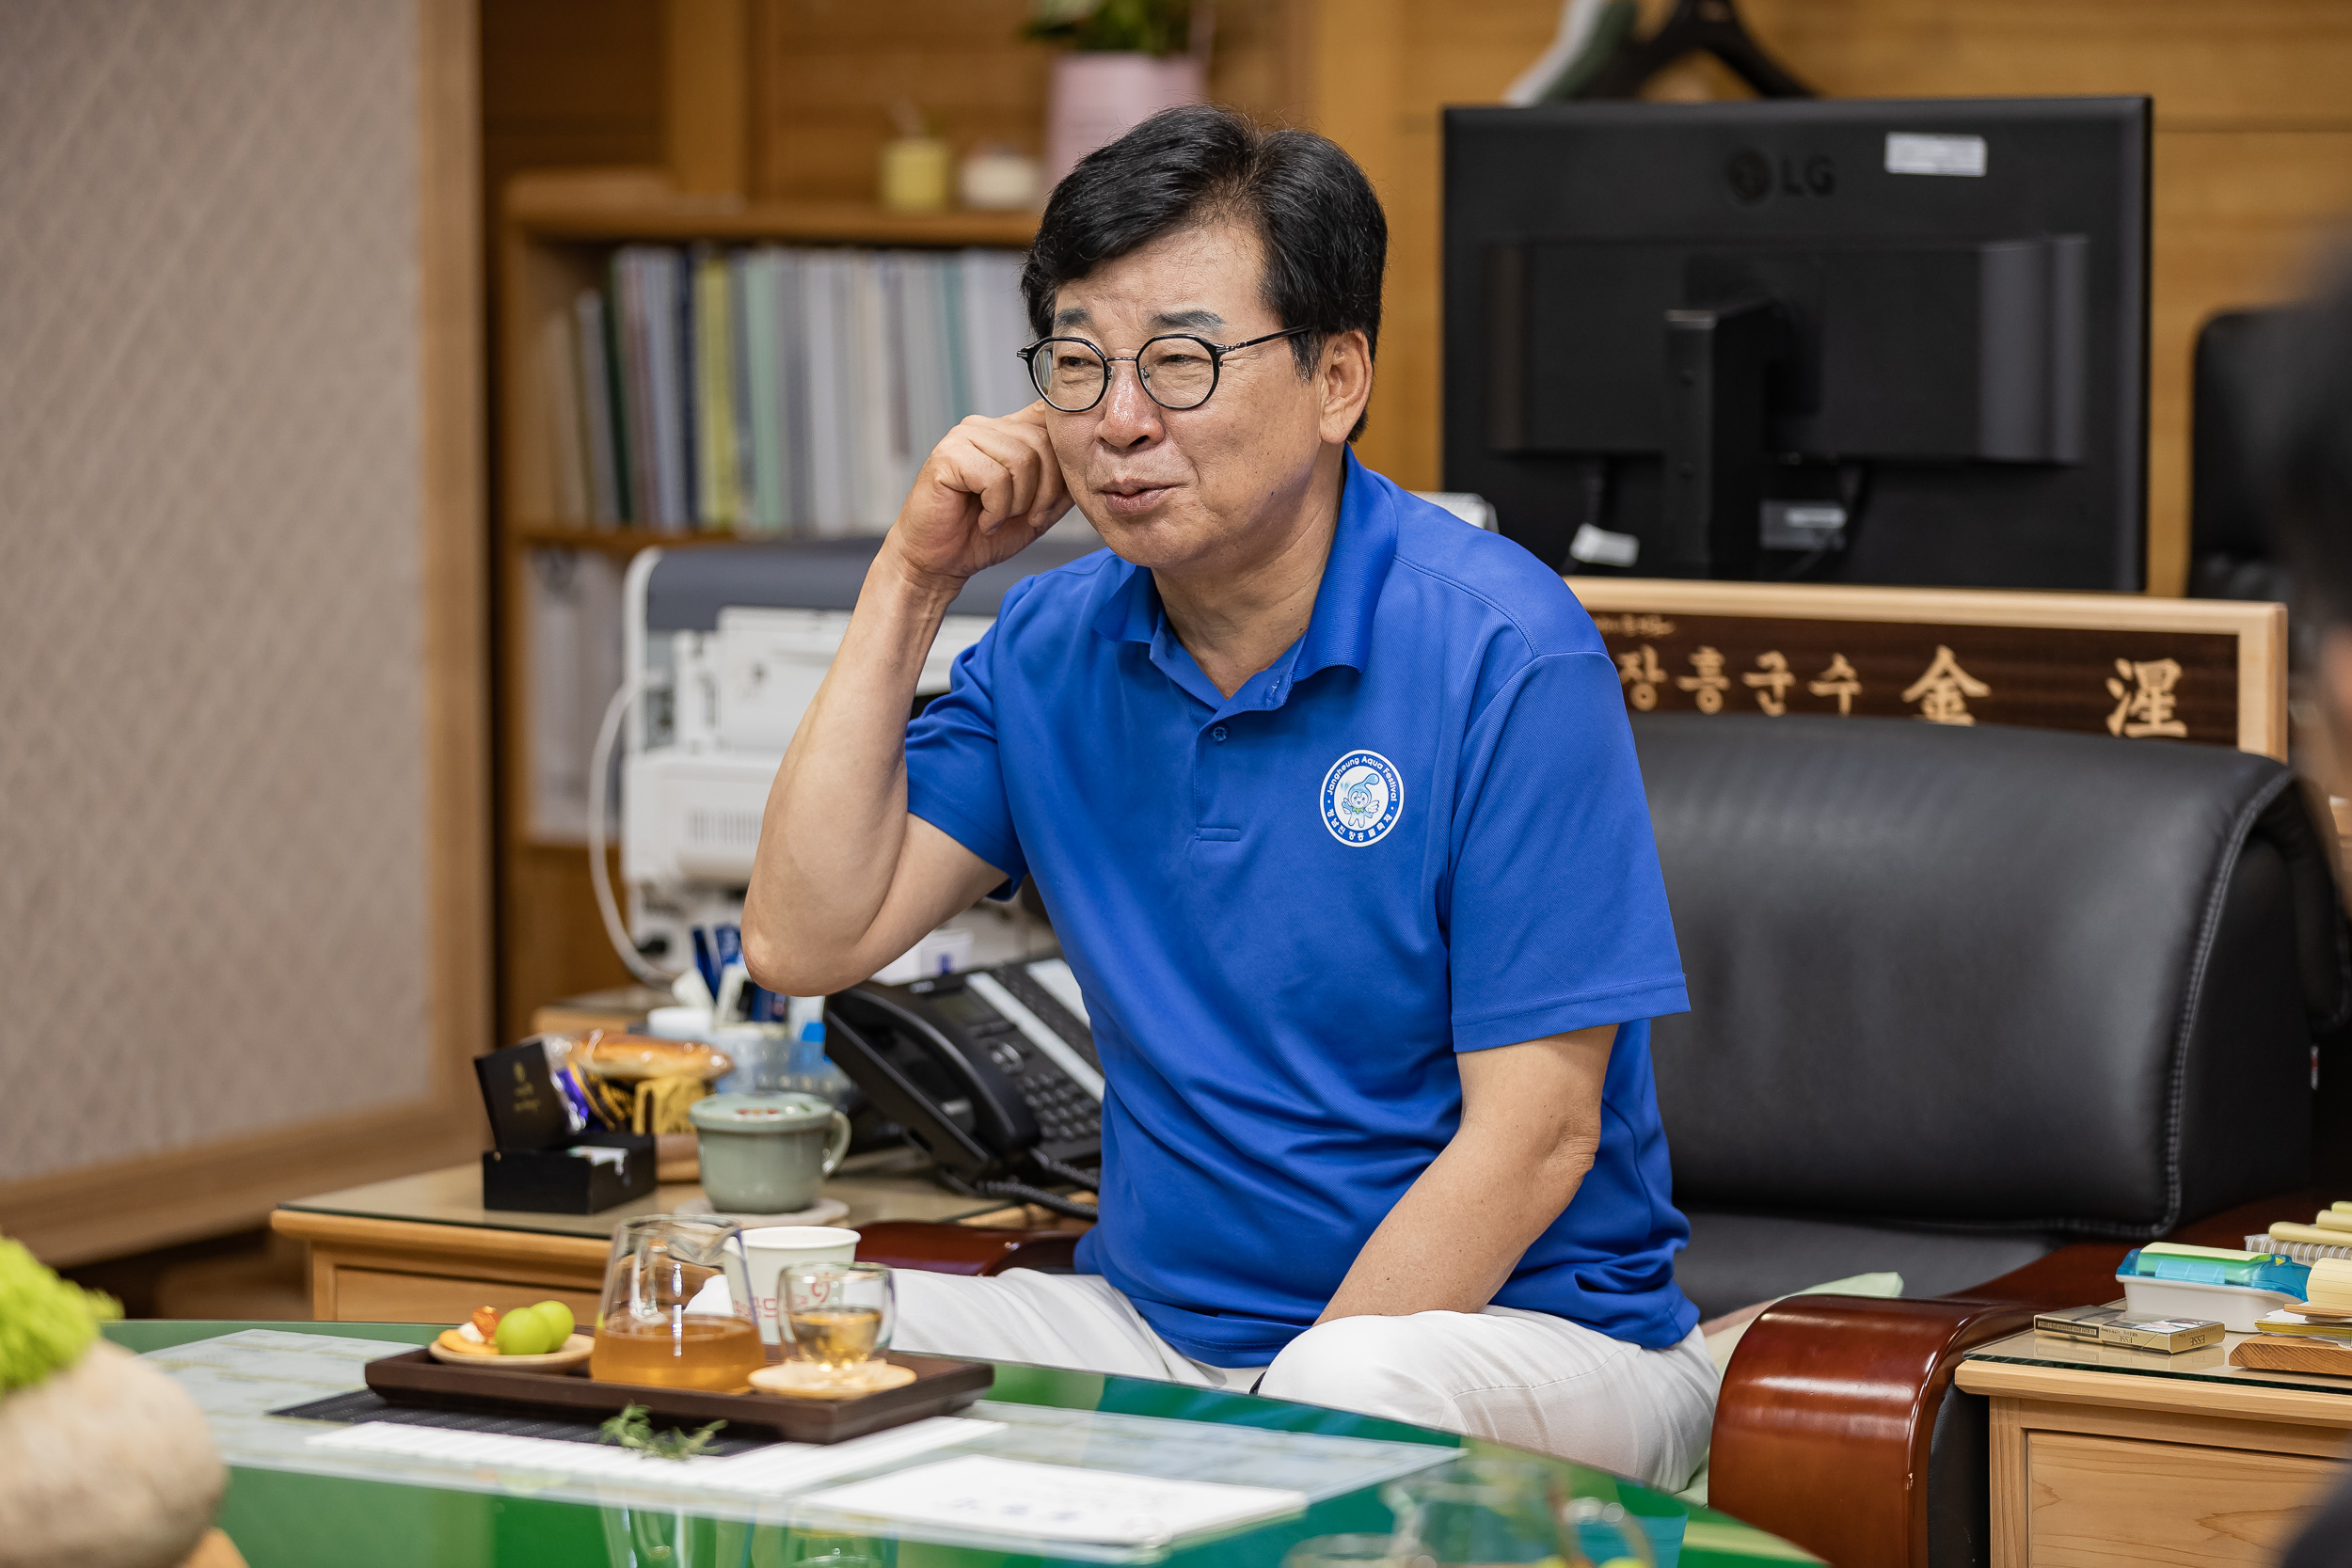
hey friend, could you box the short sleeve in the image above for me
[905,613,1028,894]
[1446,650,1688,1051]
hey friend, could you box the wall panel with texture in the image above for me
[0,0,487,1262]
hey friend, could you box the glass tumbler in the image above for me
[1383,1456,1577,1567]
[781,1261,897,1374]
[590,1214,766,1392]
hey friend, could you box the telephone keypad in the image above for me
[963,1010,1100,1147]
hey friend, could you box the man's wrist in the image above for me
[870,536,968,618]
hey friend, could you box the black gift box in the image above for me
[480,1130,656,1213]
[473,1038,656,1213]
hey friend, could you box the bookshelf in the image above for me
[494,165,1041,1041]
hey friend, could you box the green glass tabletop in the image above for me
[111,1321,1813,1568]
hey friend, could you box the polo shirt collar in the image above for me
[1291,448,1396,681]
[1088,447,1399,704]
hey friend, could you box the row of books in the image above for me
[539,245,1037,536]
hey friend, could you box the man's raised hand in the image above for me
[887,403,1073,588]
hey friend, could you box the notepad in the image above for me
[802,1454,1306,1547]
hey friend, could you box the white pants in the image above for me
[892,1268,1717,1492]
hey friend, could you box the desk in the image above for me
[1957,1328,2352,1566]
[270,1149,1000,1323]
[117,1318,1814,1568]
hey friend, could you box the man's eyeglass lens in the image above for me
[1032,337,1222,412]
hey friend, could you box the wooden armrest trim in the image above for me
[851,1220,1080,1276]
[1709,1293,2033,1568]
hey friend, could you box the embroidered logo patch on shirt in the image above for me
[1320,750,1403,846]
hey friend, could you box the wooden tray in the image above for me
[363,1339,993,1443]
[2230,1335,2352,1377]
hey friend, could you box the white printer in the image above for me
[600,537,1098,982]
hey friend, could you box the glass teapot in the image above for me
[589,1214,766,1392]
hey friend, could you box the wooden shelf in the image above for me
[505,166,1039,248]
[511,523,787,553]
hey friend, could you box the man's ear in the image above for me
[1316,329,1374,446]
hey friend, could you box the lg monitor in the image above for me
[1442,97,2150,590]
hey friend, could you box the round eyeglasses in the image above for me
[1018,328,1310,414]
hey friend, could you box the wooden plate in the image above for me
[427,1331,595,1371]
[2281,1301,2352,1322]
[367,1338,993,1443]
[2233,1335,2352,1375]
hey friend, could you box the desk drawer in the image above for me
[325,1267,600,1325]
[2022,1431,2334,1567]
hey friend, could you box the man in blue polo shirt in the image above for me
[743,105,1713,1485]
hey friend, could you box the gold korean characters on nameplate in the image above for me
[1604,624,2201,742]
[1585,602,2247,747]
[1615,643,1877,721]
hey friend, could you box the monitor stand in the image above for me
[1657,296,1783,578]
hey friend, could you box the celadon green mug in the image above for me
[688,1092,851,1215]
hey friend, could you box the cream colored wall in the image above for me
[0,2,432,1185]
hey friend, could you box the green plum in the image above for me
[494,1304,559,1355]
[533,1300,576,1343]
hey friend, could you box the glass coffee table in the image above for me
[117,1321,1814,1568]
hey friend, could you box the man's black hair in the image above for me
[2267,261,2352,626]
[1022,103,1387,440]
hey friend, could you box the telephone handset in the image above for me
[823,959,1103,1203]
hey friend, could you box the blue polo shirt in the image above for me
[904,451,1694,1366]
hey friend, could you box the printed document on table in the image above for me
[803,1453,1306,1547]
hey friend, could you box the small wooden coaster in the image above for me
[747,1359,917,1400]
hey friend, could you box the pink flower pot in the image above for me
[1043,51,1207,194]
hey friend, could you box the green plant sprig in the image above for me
[1023,0,1191,56]
[598,1402,727,1461]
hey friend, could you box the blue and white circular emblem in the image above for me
[1321,750,1403,847]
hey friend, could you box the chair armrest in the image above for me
[1708,1293,2034,1568]
[850,1221,1081,1275]
[1704,1193,2315,1567]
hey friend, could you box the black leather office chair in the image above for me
[1633,713,2349,1567]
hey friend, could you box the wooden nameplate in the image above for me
[364,1337,992,1443]
[2230,1335,2352,1377]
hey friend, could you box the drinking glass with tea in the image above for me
[782,1261,896,1382]
[590,1214,767,1392]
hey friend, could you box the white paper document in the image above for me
[309,1414,995,1496]
[803,1453,1307,1547]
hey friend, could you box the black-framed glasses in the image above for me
[1018,327,1310,413]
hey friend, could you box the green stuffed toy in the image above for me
[0,1236,226,1567]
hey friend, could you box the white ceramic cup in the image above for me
[739,1225,860,1344]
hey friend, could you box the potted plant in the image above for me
[1028,0,1208,191]
[0,1238,225,1566]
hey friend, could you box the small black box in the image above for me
[474,1039,655,1213]
[481,1130,656,1214]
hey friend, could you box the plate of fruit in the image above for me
[429,1301,592,1371]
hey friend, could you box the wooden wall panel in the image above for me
[1722,0,2352,127]
[751,0,1302,204]
[1311,0,2352,596]
[754,0,1049,203]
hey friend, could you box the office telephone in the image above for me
[823,958,1103,1213]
